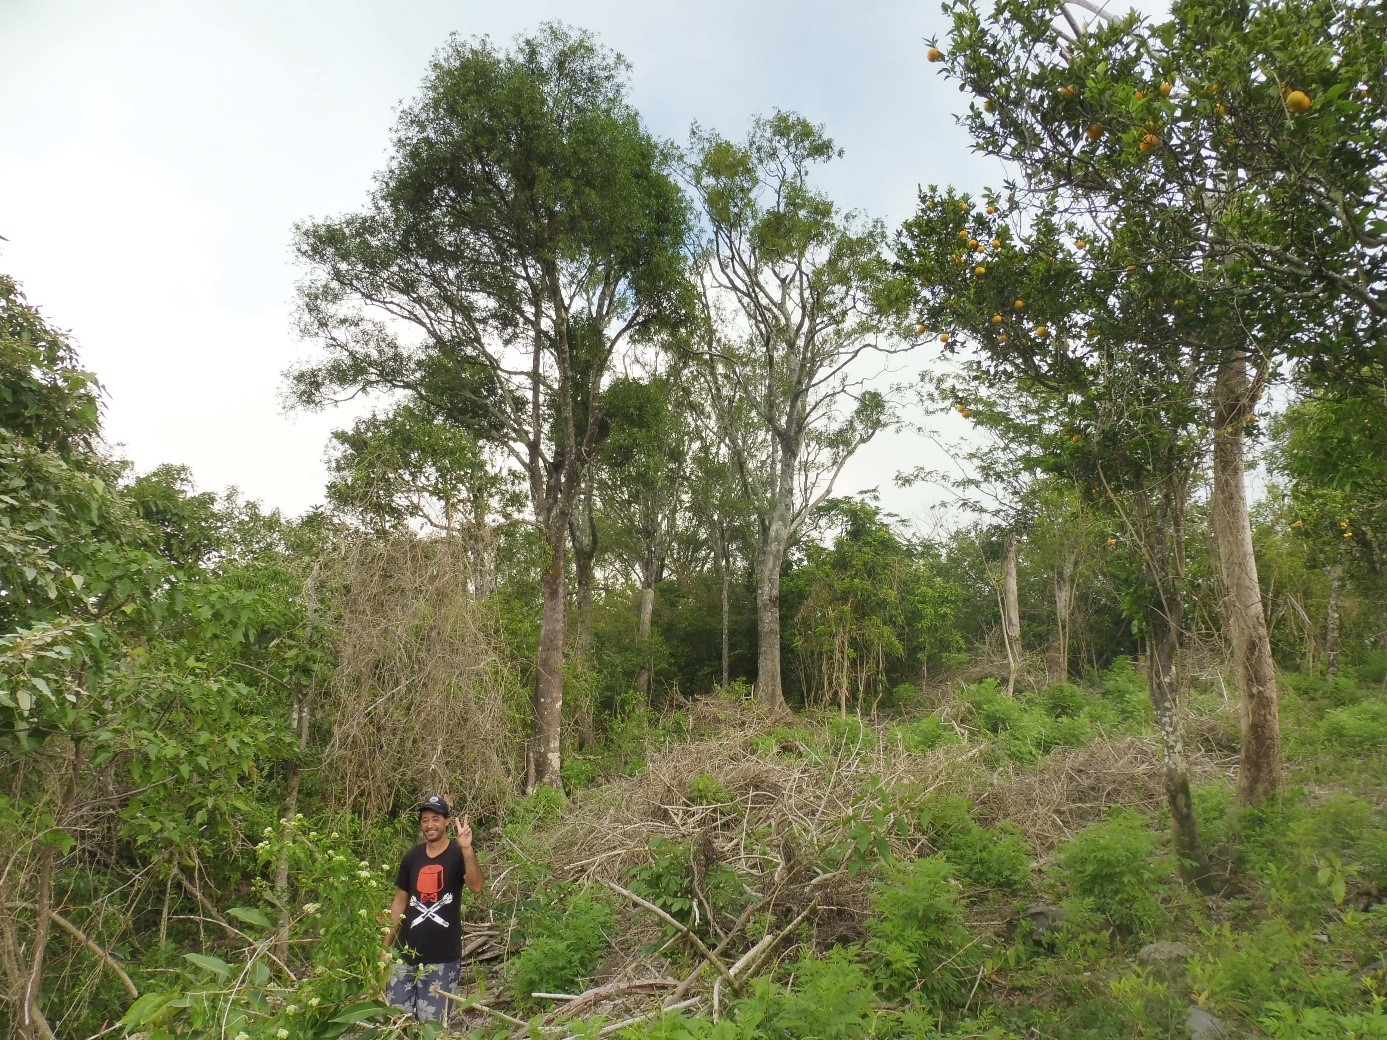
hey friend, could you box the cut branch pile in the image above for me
[468,694,1232,1033]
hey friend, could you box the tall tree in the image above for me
[597,370,693,704]
[899,193,1215,890]
[919,0,1387,802]
[685,111,903,708]
[289,25,691,789]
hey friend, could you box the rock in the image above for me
[1137,940,1196,982]
[1185,1006,1228,1040]
[1020,902,1067,944]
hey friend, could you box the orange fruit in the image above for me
[927,46,944,62]
[1139,133,1161,153]
[974,265,987,276]
[1159,81,1172,97]
[1060,85,1077,99]
[1013,299,1025,310]
[991,313,1003,324]
[1285,90,1311,114]
[1086,122,1104,140]
[939,332,951,343]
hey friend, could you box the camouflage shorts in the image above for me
[385,959,461,1023]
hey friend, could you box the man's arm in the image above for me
[381,888,408,953]
[456,814,485,894]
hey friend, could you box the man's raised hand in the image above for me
[455,813,472,849]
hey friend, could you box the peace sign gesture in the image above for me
[454,813,472,850]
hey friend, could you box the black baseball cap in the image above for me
[418,795,451,818]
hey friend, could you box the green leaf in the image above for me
[330,1001,394,1025]
[120,992,173,1027]
[183,952,233,978]
[228,906,273,929]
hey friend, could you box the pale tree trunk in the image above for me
[1051,546,1078,683]
[754,511,791,710]
[1001,532,1022,696]
[1211,352,1281,806]
[1325,562,1344,683]
[716,525,731,688]
[1144,600,1215,894]
[528,514,568,792]
[632,575,656,706]
[275,683,312,966]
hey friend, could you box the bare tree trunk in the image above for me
[1001,532,1022,696]
[754,514,790,709]
[1052,546,1078,683]
[275,683,313,965]
[719,531,731,689]
[528,520,568,792]
[632,578,656,706]
[1211,353,1281,806]
[1144,601,1215,894]
[1325,562,1344,683]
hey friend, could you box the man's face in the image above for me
[420,809,448,841]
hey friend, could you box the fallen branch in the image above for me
[431,987,529,1028]
[3,901,138,999]
[597,879,742,996]
[559,996,703,1040]
[546,975,678,1020]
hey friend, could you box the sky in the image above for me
[0,0,1110,524]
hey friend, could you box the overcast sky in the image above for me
[1,0,1135,524]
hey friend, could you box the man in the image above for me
[382,795,485,1024]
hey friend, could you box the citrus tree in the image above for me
[916,0,1387,803]
[898,191,1215,887]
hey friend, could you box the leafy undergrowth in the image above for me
[125,664,1387,1039]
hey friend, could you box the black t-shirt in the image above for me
[393,840,466,964]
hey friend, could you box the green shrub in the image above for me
[917,793,976,840]
[505,785,567,836]
[1259,1003,1387,1040]
[560,756,601,791]
[1320,700,1387,750]
[1188,918,1358,1021]
[1285,670,1366,709]
[687,771,734,806]
[1356,650,1387,684]
[1036,682,1088,719]
[890,715,958,754]
[888,681,927,714]
[963,679,1025,734]
[508,885,616,1008]
[944,822,1035,893]
[915,794,1033,892]
[1098,658,1151,723]
[734,948,877,1040]
[629,837,744,938]
[827,714,871,749]
[865,855,978,1007]
[1051,813,1170,937]
[750,723,817,758]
